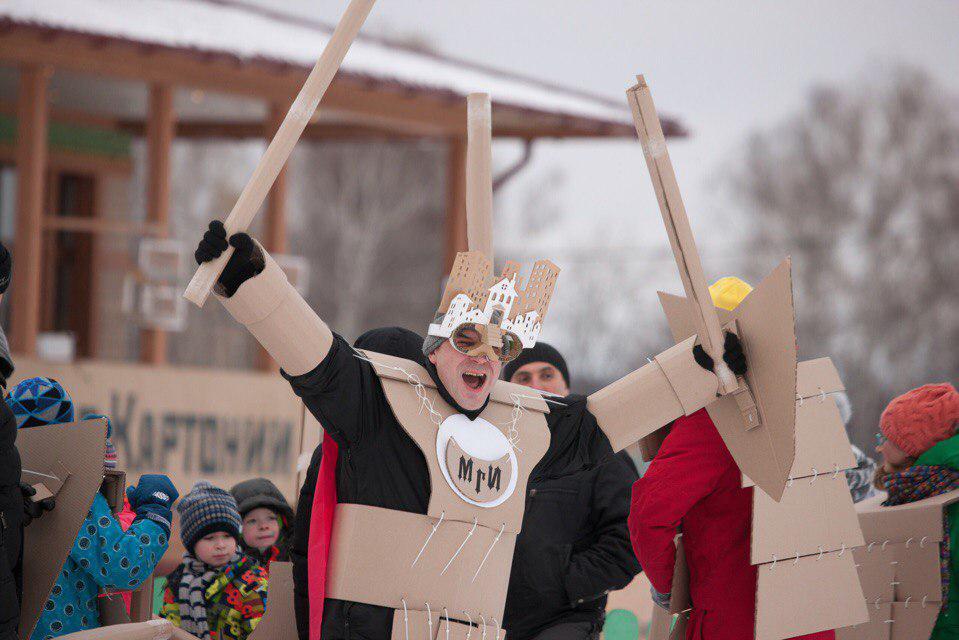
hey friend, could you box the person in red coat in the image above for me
[627,277,835,640]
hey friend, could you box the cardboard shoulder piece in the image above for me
[248,562,297,640]
[17,418,108,639]
[836,490,959,640]
[586,76,798,502]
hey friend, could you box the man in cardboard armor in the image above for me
[191,216,746,640]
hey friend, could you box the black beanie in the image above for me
[502,342,570,388]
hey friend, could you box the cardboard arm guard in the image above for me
[218,244,333,376]
[587,336,718,452]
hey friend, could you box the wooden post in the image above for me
[443,136,468,273]
[257,103,290,371]
[140,83,175,364]
[10,65,51,356]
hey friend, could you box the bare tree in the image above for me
[728,66,959,449]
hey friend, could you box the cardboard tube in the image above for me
[184,0,376,307]
[218,247,333,376]
[466,93,494,266]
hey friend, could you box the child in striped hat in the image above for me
[161,481,268,640]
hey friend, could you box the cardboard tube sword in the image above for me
[183,0,376,307]
[628,76,760,427]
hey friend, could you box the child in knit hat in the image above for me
[6,378,178,640]
[161,481,268,640]
[874,383,959,639]
[230,478,294,574]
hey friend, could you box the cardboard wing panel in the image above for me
[751,473,865,564]
[755,552,868,640]
[856,490,959,545]
[669,536,691,615]
[18,419,108,639]
[660,260,798,501]
[248,562,297,640]
[326,504,515,621]
[796,358,845,398]
[851,546,896,603]
[890,602,940,640]
[743,391,857,488]
[834,602,892,640]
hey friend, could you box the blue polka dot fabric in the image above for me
[29,493,170,640]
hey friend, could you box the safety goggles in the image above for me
[449,322,524,363]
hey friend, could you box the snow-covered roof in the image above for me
[0,0,682,136]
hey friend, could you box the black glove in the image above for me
[0,241,11,295]
[21,481,55,527]
[193,221,264,297]
[693,332,748,377]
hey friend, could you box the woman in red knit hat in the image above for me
[874,382,959,639]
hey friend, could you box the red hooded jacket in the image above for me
[628,409,834,640]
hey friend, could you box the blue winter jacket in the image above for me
[30,492,169,640]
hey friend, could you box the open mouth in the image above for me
[462,371,488,390]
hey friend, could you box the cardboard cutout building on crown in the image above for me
[429,251,560,348]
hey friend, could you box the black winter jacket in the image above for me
[0,395,23,640]
[287,337,637,640]
[502,396,640,640]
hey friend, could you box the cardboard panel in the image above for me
[756,551,868,640]
[11,357,304,500]
[659,261,798,502]
[743,391,856,488]
[796,358,845,398]
[893,542,943,603]
[835,602,892,640]
[587,344,719,451]
[379,373,549,533]
[851,546,896,603]
[18,419,108,639]
[248,562,297,640]
[327,504,516,621]
[890,602,940,640]
[856,491,959,545]
[751,472,864,563]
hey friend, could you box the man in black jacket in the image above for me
[502,343,640,640]
[290,327,427,640]
[194,223,739,640]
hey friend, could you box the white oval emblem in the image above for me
[436,413,518,508]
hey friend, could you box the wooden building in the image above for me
[0,0,684,368]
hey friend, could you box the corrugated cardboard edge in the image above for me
[361,350,550,413]
[18,419,108,638]
[248,562,296,640]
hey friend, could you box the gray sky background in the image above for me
[256,0,959,296]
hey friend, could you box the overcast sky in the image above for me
[255,1,958,253]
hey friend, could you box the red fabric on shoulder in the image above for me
[308,432,339,640]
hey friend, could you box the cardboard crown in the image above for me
[428,251,560,349]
